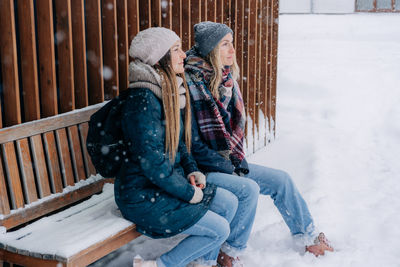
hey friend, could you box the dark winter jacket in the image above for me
[114,63,216,238]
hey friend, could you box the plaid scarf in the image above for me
[185,48,246,165]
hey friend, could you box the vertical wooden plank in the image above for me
[68,125,86,181]
[0,153,11,215]
[247,0,258,153]
[139,0,151,30]
[223,0,231,26]
[201,0,208,21]
[16,138,38,204]
[266,1,273,131]
[2,142,25,209]
[86,0,104,104]
[0,0,21,126]
[255,0,263,147]
[17,0,41,122]
[259,0,269,144]
[71,0,89,109]
[207,0,217,22]
[102,0,119,100]
[242,0,249,116]
[79,123,97,176]
[161,0,173,29]
[30,135,51,197]
[190,0,201,48]
[56,128,75,186]
[191,0,201,47]
[181,0,191,50]
[172,0,182,40]
[36,0,58,118]
[117,0,130,92]
[270,0,279,135]
[151,0,161,27]
[236,0,244,94]
[43,132,63,193]
[54,0,75,113]
[127,0,140,44]
[216,0,223,23]
[231,0,237,49]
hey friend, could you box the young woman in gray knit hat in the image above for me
[185,21,334,266]
[113,27,258,267]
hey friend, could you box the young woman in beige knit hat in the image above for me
[113,27,257,267]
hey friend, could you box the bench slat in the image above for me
[0,178,111,230]
[30,135,51,197]
[43,132,64,193]
[68,225,139,266]
[78,122,97,176]
[0,249,64,267]
[0,103,103,144]
[68,125,87,181]
[16,138,38,203]
[2,142,25,209]
[55,129,75,186]
[0,154,11,215]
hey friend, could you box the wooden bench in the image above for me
[0,103,141,267]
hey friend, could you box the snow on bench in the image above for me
[0,183,133,261]
[0,104,141,266]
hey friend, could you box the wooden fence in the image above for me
[0,0,279,153]
[356,0,400,12]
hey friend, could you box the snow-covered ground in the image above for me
[92,14,400,267]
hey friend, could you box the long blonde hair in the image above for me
[207,45,240,99]
[155,51,191,162]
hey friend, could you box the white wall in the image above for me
[314,0,355,13]
[279,0,311,13]
[280,0,356,13]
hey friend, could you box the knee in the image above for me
[243,178,260,200]
[217,218,231,242]
[210,215,230,244]
[276,170,296,193]
[219,188,239,218]
[280,170,294,186]
[247,178,260,195]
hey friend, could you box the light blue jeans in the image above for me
[202,172,260,259]
[157,187,238,267]
[245,163,315,237]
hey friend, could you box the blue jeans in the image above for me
[157,187,238,267]
[245,163,315,237]
[203,172,259,258]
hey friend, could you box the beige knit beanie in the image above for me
[129,27,180,66]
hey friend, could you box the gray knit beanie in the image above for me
[129,27,180,66]
[194,21,233,57]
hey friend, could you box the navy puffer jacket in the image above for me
[114,88,216,238]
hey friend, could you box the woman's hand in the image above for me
[188,172,206,189]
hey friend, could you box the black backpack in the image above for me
[86,89,132,177]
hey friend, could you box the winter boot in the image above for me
[305,232,334,257]
[217,251,244,267]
